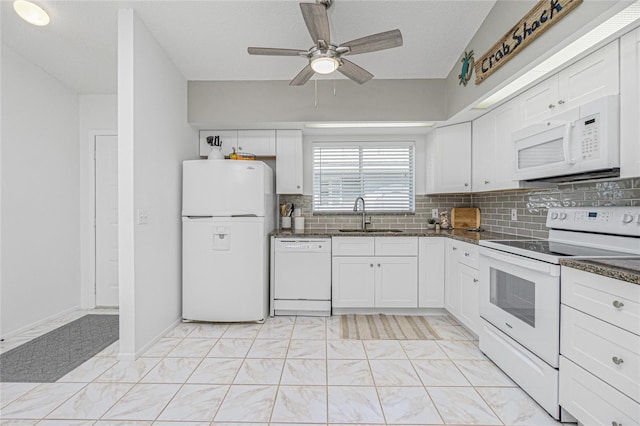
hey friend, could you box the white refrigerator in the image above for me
[182,160,275,322]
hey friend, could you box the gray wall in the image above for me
[280,177,640,238]
[188,79,446,125]
[445,0,633,117]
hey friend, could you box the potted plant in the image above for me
[427,218,438,229]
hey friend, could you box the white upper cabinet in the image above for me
[558,41,619,110]
[237,130,276,156]
[620,27,640,178]
[276,130,303,194]
[430,122,472,194]
[520,41,619,126]
[472,101,523,192]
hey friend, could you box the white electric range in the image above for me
[477,206,640,420]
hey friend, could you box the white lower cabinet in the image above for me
[560,266,640,425]
[418,238,445,308]
[375,257,418,308]
[457,263,480,334]
[444,239,460,316]
[444,239,480,335]
[332,256,375,308]
[332,237,418,309]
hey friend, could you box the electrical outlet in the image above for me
[432,208,439,219]
[511,208,517,221]
[137,209,149,225]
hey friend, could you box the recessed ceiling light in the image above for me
[13,0,50,26]
[305,122,434,128]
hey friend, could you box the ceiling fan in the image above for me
[247,0,403,86]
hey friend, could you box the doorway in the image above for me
[95,134,119,307]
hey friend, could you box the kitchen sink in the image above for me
[339,229,405,233]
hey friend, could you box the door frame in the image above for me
[85,130,118,308]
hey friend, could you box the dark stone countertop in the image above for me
[270,229,531,245]
[560,258,640,285]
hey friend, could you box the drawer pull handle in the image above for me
[370,264,373,267]
[612,300,624,309]
[452,247,458,251]
[612,356,624,365]
[612,422,622,426]
[377,263,381,267]
[464,252,470,257]
[473,278,478,283]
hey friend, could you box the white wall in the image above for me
[118,9,198,358]
[79,95,117,308]
[1,46,80,337]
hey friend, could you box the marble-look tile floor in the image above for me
[0,311,563,425]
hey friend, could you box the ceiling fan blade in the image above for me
[290,64,315,86]
[340,29,403,56]
[300,2,331,46]
[247,47,307,56]
[337,58,373,85]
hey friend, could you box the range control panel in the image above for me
[546,207,640,236]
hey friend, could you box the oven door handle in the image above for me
[480,248,560,276]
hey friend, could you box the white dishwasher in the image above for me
[274,238,332,316]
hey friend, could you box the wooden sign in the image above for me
[475,0,582,84]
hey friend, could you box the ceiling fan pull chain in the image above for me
[333,75,336,96]
[314,78,318,108]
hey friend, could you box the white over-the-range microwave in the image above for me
[512,95,619,182]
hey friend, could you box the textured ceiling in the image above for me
[1,0,497,94]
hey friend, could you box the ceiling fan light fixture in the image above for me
[311,57,339,74]
[13,0,50,26]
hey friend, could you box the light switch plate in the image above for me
[137,209,149,225]
[511,208,517,221]
[432,209,439,219]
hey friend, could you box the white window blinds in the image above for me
[313,142,415,213]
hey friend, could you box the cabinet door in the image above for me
[444,240,460,316]
[433,122,472,193]
[621,27,640,178]
[375,257,418,308]
[199,130,238,157]
[418,238,445,308]
[471,111,495,191]
[237,130,276,156]
[493,101,523,189]
[558,41,619,111]
[457,263,480,335]
[332,256,375,308]
[520,76,559,125]
[276,130,303,194]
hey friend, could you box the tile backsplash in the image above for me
[279,177,640,238]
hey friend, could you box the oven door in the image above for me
[479,247,561,367]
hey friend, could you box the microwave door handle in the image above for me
[480,249,560,276]
[562,122,576,165]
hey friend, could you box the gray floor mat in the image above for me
[0,314,119,382]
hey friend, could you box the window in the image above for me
[312,142,415,213]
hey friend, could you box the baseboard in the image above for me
[332,307,449,316]
[1,304,81,340]
[117,316,182,360]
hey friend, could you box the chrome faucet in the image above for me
[353,196,371,231]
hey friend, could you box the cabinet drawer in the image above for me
[375,237,418,256]
[561,305,640,402]
[458,243,478,269]
[560,356,640,426]
[332,237,375,256]
[562,266,640,335]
